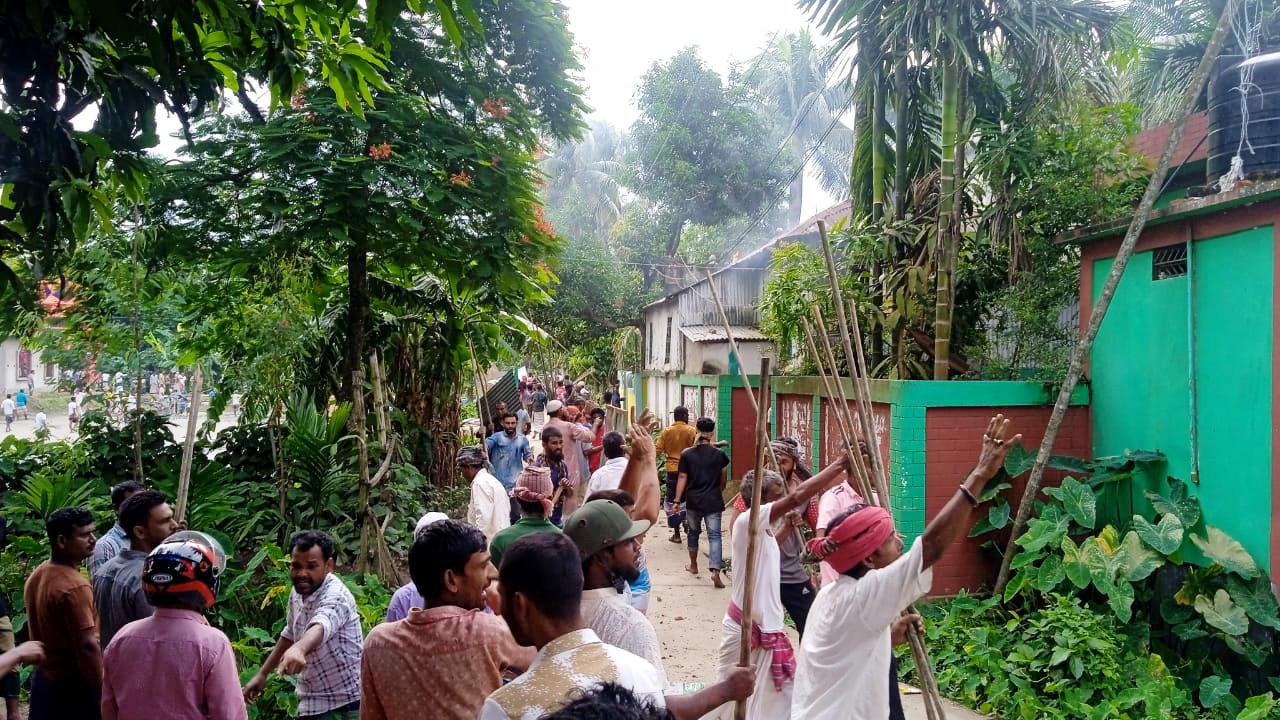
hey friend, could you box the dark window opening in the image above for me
[664,317,673,364]
[1152,244,1188,280]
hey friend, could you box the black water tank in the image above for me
[1207,50,1280,183]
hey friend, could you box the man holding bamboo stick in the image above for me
[712,455,854,720]
[792,415,1020,720]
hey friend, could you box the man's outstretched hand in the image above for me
[972,414,1022,482]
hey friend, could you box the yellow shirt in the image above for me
[655,421,698,472]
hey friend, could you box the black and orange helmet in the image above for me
[142,531,227,610]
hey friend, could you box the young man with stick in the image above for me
[792,415,1019,719]
[714,456,853,720]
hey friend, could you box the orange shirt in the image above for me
[24,561,98,682]
[656,421,698,472]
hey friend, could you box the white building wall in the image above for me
[0,338,57,393]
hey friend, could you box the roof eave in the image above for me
[1056,180,1280,246]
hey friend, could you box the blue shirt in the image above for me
[14,391,26,407]
[485,431,531,490]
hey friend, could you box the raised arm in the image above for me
[619,410,660,526]
[769,455,850,523]
[921,415,1019,569]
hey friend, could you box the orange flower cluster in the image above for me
[483,98,510,119]
[532,206,554,235]
[305,112,317,123]
[449,169,472,187]
[368,142,392,160]
[290,87,306,110]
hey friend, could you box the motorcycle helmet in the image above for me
[142,530,227,610]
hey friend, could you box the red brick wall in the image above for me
[924,406,1092,596]
[819,398,891,472]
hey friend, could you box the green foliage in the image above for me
[981,445,1280,712]
[758,244,834,369]
[627,47,787,258]
[904,593,1197,719]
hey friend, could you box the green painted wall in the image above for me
[1091,225,1274,570]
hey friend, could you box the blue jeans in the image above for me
[685,508,723,570]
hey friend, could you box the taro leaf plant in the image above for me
[980,444,1280,710]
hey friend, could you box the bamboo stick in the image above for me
[735,357,772,720]
[814,227,947,720]
[993,0,1240,595]
[370,351,388,448]
[175,366,204,525]
[804,313,875,503]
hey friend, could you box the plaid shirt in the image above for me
[282,573,363,716]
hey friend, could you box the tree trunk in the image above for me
[788,170,804,228]
[993,0,1241,595]
[870,65,887,370]
[893,46,908,220]
[342,241,368,401]
[932,9,960,381]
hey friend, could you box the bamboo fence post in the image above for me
[175,366,204,525]
[993,0,1240,595]
[704,270,781,470]
[735,357,772,720]
[467,338,490,441]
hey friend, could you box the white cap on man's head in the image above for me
[415,512,450,534]
[546,400,564,414]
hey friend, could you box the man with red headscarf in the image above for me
[792,415,1020,720]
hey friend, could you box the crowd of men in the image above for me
[0,361,1020,720]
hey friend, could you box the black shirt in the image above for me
[677,443,730,514]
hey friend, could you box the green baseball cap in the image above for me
[564,500,651,557]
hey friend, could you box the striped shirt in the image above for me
[282,573,363,716]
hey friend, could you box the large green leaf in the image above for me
[1200,675,1232,709]
[1237,694,1277,720]
[1119,530,1163,582]
[1016,505,1071,552]
[1226,576,1280,630]
[1133,513,1183,555]
[1035,554,1065,593]
[1194,589,1249,636]
[1108,579,1134,622]
[1145,477,1201,529]
[1081,535,1118,592]
[1003,442,1036,477]
[1191,527,1258,579]
[1061,536,1091,589]
[1044,476,1096,529]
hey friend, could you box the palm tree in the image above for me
[543,120,626,239]
[745,30,853,227]
[801,0,1119,378]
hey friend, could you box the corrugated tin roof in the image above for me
[680,325,770,343]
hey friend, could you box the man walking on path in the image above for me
[244,531,363,719]
[15,389,27,421]
[671,417,729,589]
[563,499,665,684]
[531,426,572,525]
[385,513,449,623]
[655,407,697,543]
[25,507,101,720]
[92,490,178,647]
[713,456,852,720]
[793,416,1020,720]
[585,432,628,496]
[102,531,246,720]
[485,414,531,523]
[362,520,534,720]
[2,395,14,433]
[90,481,143,579]
[530,383,548,429]
[489,466,563,570]
[482,533,754,720]
[460,445,511,546]
[543,400,596,517]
